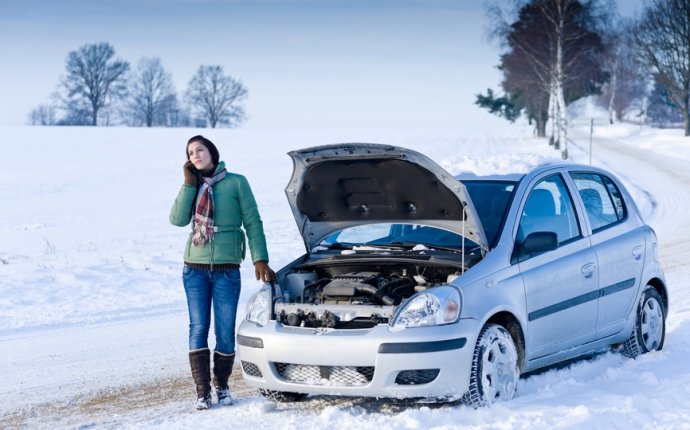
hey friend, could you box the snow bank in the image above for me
[2,119,690,429]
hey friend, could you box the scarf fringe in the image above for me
[191,169,227,247]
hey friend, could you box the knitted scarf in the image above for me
[191,168,228,246]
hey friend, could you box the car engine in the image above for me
[274,264,461,329]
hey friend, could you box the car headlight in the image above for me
[390,285,461,331]
[245,284,271,326]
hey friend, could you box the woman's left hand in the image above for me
[254,261,276,283]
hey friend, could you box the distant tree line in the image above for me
[28,42,247,128]
[476,0,690,156]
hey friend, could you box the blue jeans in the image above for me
[182,265,241,354]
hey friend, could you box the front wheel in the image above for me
[462,323,519,408]
[621,286,666,358]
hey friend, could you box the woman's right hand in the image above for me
[183,161,198,185]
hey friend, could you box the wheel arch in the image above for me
[646,277,668,314]
[485,311,526,371]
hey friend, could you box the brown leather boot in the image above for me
[189,348,211,410]
[212,351,235,406]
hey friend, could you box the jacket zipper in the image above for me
[210,236,215,271]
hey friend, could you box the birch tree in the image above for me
[529,0,607,158]
[485,0,608,158]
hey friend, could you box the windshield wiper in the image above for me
[359,242,411,250]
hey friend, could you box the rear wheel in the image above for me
[622,286,666,358]
[259,389,308,403]
[462,323,519,408]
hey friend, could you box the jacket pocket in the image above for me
[214,229,244,262]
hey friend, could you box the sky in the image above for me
[0,0,644,130]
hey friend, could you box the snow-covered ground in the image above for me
[2,115,690,429]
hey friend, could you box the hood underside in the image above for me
[285,143,487,253]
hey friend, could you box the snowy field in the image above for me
[2,114,690,429]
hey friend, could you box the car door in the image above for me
[517,173,599,360]
[570,172,645,338]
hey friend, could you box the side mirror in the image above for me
[521,231,558,256]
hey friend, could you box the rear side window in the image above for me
[570,173,627,232]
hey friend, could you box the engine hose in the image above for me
[389,284,415,304]
[354,285,395,305]
[352,278,416,306]
[378,278,414,305]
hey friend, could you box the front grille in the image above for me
[274,362,374,386]
[241,361,263,377]
[395,369,440,385]
[335,318,383,329]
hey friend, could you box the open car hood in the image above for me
[285,143,488,255]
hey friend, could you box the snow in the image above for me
[2,114,690,429]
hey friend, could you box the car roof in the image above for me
[454,161,597,183]
[455,172,524,182]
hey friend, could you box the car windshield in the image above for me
[320,223,476,251]
[461,180,517,246]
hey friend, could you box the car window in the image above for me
[322,223,476,249]
[602,175,627,220]
[462,181,516,246]
[518,174,581,247]
[570,173,626,232]
[333,224,391,243]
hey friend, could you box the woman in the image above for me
[170,135,274,410]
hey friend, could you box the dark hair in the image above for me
[186,135,220,166]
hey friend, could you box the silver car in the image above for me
[238,143,668,406]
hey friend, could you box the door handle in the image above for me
[581,262,596,278]
[632,245,643,260]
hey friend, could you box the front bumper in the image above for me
[237,318,479,399]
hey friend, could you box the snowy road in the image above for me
[577,126,690,261]
[2,123,690,429]
[0,315,188,409]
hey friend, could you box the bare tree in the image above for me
[157,94,187,127]
[632,0,690,136]
[126,57,177,127]
[486,0,609,158]
[28,104,56,125]
[59,42,129,126]
[598,24,648,124]
[186,65,247,128]
[647,73,684,126]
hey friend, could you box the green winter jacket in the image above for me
[169,161,269,265]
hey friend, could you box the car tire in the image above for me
[462,323,519,408]
[621,285,666,358]
[259,389,309,403]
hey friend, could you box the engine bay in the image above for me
[274,263,462,329]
